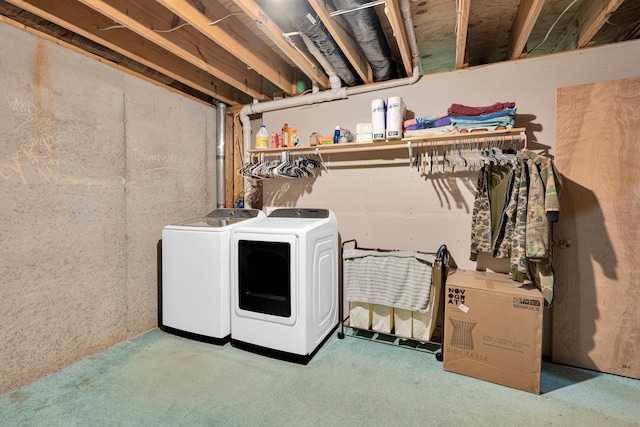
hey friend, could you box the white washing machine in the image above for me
[230,208,339,364]
[161,208,265,344]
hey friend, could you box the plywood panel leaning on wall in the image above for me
[552,76,640,379]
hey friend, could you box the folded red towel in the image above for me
[448,102,516,116]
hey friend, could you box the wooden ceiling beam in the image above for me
[156,0,297,95]
[509,0,545,59]
[308,0,373,84]
[5,0,244,104]
[384,0,412,77]
[231,0,330,89]
[555,0,624,51]
[0,14,218,105]
[575,0,624,48]
[76,0,270,101]
[455,0,470,69]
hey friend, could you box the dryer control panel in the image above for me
[268,208,329,218]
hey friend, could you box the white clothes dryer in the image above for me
[230,208,339,364]
[161,208,265,344]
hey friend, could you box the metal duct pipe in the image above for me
[332,0,395,81]
[285,2,358,87]
[215,102,226,208]
[348,0,421,93]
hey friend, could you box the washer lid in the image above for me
[173,217,249,228]
[206,208,261,219]
[268,208,329,218]
[166,209,263,230]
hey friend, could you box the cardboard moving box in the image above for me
[443,270,543,394]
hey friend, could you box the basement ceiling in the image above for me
[1,0,639,106]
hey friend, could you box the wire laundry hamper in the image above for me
[338,240,455,357]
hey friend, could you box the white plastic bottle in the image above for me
[255,125,268,148]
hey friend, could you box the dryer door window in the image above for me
[238,240,291,317]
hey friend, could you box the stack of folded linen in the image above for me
[402,101,517,138]
[403,111,455,137]
[448,101,516,133]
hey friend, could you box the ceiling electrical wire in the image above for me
[528,0,579,54]
[604,18,622,41]
[207,12,245,26]
[97,12,245,33]
[97,24,126,31]
[329,0,386,17]
[153,22,191,33]
[621,18,640,40]
[281,32,318,69]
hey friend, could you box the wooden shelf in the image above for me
[248,128,526,155]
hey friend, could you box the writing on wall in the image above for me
[2,93,98,184]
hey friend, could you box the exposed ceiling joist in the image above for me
[5,0,244,104]
[156,0,297,95]
[1,0,637,105]
[308,0,373,84]
[510,0,546,59]
[575,0,625,48]
[0,13,221,105]
[555,0,624,51]
[231,0,330,89]
[77,0,270,101]
[384,0,413,76]
[455,0,471,69]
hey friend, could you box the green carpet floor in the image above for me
[1,328,639,426]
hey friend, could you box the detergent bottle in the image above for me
[255,125,268,148]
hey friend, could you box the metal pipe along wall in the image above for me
[216,102,226,208]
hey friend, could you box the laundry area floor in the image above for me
[1,329,639,427]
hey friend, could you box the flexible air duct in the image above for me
[284,2,358,87]
[331,0,395,81]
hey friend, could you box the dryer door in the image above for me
[233,232,298,325]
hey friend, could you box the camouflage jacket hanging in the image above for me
[469,150,561,306]
[469,163,515,260]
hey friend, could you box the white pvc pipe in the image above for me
[400,0,421,72]
[240,86,350,157]
[345,65,420,95]
[299,33,342,91]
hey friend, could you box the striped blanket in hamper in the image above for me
[343,249,436,312]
